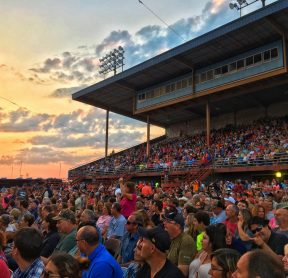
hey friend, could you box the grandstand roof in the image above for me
[73,0,288,128]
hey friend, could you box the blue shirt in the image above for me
[120,231,139,263]
[210,210,226,224]
[82,244,123,278]
[13,258,44,278]
[107,215,126,240]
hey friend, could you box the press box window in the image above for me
[194,75,200,85]
[254,53,262,64]
[246,56,254,67]
[271,48,278,59]
[263,50,271,62]
[229,62,237,72]
[237,59,245,70]
[206,70,214,81]
[214,68,222,78]
[170,83,175,92]
[221,65,228,75]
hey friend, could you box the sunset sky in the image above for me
[0,0,277,179]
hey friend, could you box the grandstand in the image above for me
[69,0,288,188]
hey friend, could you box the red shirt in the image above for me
[120,193,137,218]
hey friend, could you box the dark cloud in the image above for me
[50,85,87,98]
[95,30,132,56]
[15,146,96,165]
[30,57,61,73]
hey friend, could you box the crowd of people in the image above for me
[0,176,287,277]
[69,116,288,178]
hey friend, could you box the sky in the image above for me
[0,0,278,179]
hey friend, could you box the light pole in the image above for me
[98,46,125,158]
[99,46,125,77]
[229,0,266,17]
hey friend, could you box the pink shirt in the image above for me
[96,215,112,232]
[120,193,137,218]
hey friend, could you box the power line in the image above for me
[138,0,185,41]
[0,96,22,108]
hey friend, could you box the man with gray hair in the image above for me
[79,209,102,243]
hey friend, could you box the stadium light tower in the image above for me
[99,46,125,77]
[229,0,266,17]
[98,46,125,158]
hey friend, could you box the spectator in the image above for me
[232,249,285,278]
[250,216,288,257]
[12,228,44,278]
[44,252,81,278]
[163,206,196,277]
[0,231,10,278]
[118,213,142,265]
[77,225,123,278]
[141,183,153,197]
[151,200,163,226]
[193,211,210,251]
[107,203,127,240]
[19,213,35,228]
[189,223,227,278]
[224,205,238,236]
[53,209,77,253]
[274,207,288,237]
[137,226,185,278]
[96,202,112,237]
[40,213,61,258]
[119,178,137,219]
[209,248,240,278]
[211,200,226,224]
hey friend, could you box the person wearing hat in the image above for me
[163,206,196,277]
[224,196,236,206]
[137,226,185,278]
[210,200,226,224]
[52,209,77,254]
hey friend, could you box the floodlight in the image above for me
[98,46,125,77]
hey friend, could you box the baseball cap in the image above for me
[53,209,76,223]
[138,226,171,253]
[163,206,185,228]
[224,196,236,204]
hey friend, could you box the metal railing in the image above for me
[68,153,288,180]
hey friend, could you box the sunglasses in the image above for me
[126,221,137,225]
[251,225,263,234]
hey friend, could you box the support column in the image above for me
[206,102,211,147]
[105,110,109,158]
[146,115,150,158]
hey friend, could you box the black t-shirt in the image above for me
[267,231,288,255]
[137,259,185,278]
